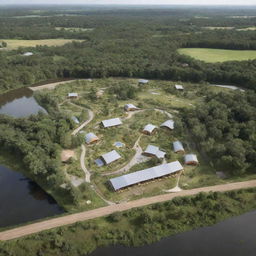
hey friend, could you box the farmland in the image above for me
[178,48,256,63]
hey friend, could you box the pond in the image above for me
[0,165,63,228]
[0,87,46,118]
[89,210,256,256]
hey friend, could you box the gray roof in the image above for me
[184,154,198,164]
[138,79,149,84]
[68,93,78,97]
[144,145,166,159]
[143,124,157,134]
[160,120,174,130]
[175,84,184,90]
[173,141,185,153]
[110,161,183,190]
[124,103,138,111]
[85,132,99,144]
[102,118,123,128]
[101,150,121,165]
[71,116,80,124]
[23,52,33,56]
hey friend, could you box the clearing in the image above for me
[178,48,256,63]
[0,39,84,50]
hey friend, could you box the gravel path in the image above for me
[1,179,256,241]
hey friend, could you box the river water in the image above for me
[90,210,256,256]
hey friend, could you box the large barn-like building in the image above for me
[109,161,183,191]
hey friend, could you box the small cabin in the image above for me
[143,145,166,159]
[101,118,123,128]
[138,79,149,85]
[124,103,139,112]
[85,132,99,144]
[173,141,185,154]
[160,120,174,130]
[68,93,78,99]
[142,124,157,135]
[175,84,184,90]
[101,150,121,165]
[184,154,199,165]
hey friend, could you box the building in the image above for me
[175,84,184,90]
[85,132,99,144]
[142,124,157,135]
[160,120,174,130]
[110,161,183,191]
[173,141,185,153]
[124,103,139,112]
[101,150,121,165]
[138,79,149,85]
[101,118,123,128]
[71,116,80,124]
[23,52,34,56]
[143,145,166,159]
[184,154,199,165]
[68,93,78,98]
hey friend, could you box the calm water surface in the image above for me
[0,165,63,228]
[90,210,256,256]
[0,88,46,117]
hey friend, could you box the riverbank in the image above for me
[0,187,256,255]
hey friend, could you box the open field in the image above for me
[0,39,83,50]
[178,48,256,63]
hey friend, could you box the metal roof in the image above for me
[85,132,99,144]
[184,154,198,164]
[160,120,174,130]
[23,52,33,56]
[144,145,166,159]
[101,150,121,165]
[173,141,185,153]
[124,103,138,110]
[175,84,184,90]
[102,118,123,128]
[71,116,80,124]
[110,161,183,190]
[138,79,149,84]
[68,93,78,97]
[143,124,157,134]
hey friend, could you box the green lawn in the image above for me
[178,48,256,63]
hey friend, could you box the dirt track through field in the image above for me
[1,179,256,241]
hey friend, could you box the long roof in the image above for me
[110,161,183,191]
[68,93,78,97]
[184,154,198,164]
[173,141,184,152]
[85,132,99,144]
[143,124,157,133]
[144,145,166,159]
[138,79,149,84]
[102,118,123,128]
[160,120,174,130]
[101,150,121,165]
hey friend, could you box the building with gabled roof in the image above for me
[68,93,78,98]
[101,118,122,128]
[85,132,99,144]
[124,103,139,112]
[138,79,149,84]
[71,116,80,124]
[101,150,121,165]
[160,120,174,130]
[184,154,199,165]
[142,124,157,135]
[175,84,184,90]
[110,161,183,191]
[143,145,166,159]
[173,141,185,153]
[23,52,34,56]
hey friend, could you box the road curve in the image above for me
[1,179,256,241]
[72,109,94,135]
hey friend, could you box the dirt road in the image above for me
[80,145,91,183]
[1,179,256,241]
[72,109,94,135]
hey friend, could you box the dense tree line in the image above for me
[182,91,256,175]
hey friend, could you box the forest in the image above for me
[0,6,256,93]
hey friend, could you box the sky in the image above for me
[1,0,256,5]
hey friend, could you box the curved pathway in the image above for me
[72,109,94,135]
[1,179,256,241]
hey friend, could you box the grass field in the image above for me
[178,48,256,63]
[0,39,83,50]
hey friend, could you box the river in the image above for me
[90,210,256,256]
